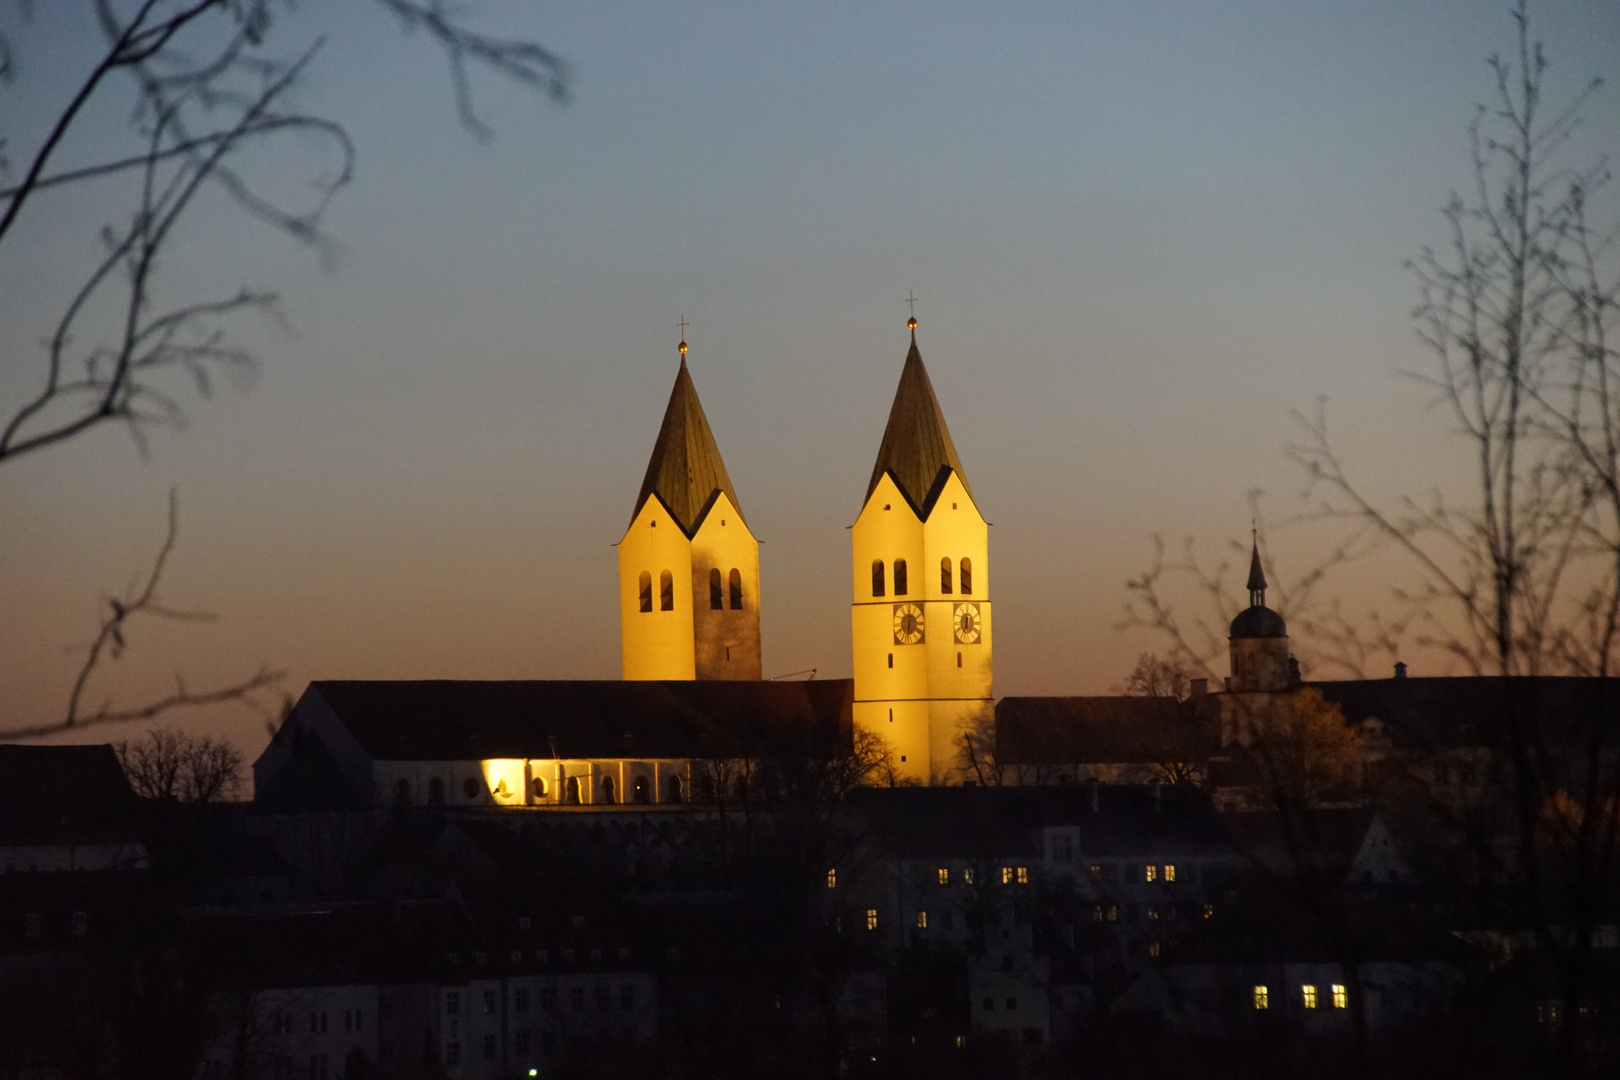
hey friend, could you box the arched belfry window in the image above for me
[710,568,723,610]
[872,560,886,597]
[729,568,743,610]
[893,559,908,596]
[565,776,581,805]
[665,774,684,803]
[659,569,674,611]
[428,777,444,806]
[638,571,653,613]
[600,775,616,804]
[941,557,953,594]
[960,557,973,595]
[633,775,650,804]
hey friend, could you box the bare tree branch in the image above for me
[0,488,283,741]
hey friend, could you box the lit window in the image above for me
[638,571,652,613]
[1145,865,1157,882]
[826,868,837,889]
[1164,864,1176,882]
[1088,864,1103,883]
[1016,866,1029,884]
[709,568,723,610]
[893,559,908,595]
[1001,867,1014,885]
[659,569,674,611]
[1332,984,1348,1009]
[937,868,949,885]
[963,868,975,885]
[916,911,928,929]
[1253,985,1269,1010]
[1148,940,1161,957]
[872,560,885,597]
[1302,985,1317,1009]
[1203,903,1214,919]
[866,909,878,931]
[960,557,973,594]
[729,568,743,610]
[941,558,953,594]
[1106,904,1118,922]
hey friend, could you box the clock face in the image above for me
[892,603,925,645]
[954,603,982,644]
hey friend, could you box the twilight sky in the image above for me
[3,1,1618,756]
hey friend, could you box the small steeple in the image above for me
[866,322,971,514]
[1246,532,1267,608]
[633,335,743,536]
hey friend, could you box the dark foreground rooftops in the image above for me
[0,744,139,844]
[1311,675,1620,749]
[994,695,1217,767]
[846,783,1232,860]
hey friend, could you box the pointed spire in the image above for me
[633,349,743,536]
[1246,533,1267,608]
[867,330,971,513]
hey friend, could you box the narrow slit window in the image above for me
[729,568,743,609]
[958,652,963,668]
[659,569,674,611]
[638,571,653,613]
[709,568,723,609]
[960,557,973,594]
[893,559,908,595]
[888,654,894,669]
[872,560,885,597]
[941,557,953,594]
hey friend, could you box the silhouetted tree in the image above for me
[0,1,568,738]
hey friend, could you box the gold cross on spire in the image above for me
[906,291,919,335]
[677,314,689,357]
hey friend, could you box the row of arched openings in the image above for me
[394,769,781,808]
[638,569,745,612]
[872,557,972,597]
[549,774,684,804]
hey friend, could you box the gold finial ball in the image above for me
[907,316,918,331]
[678,340,688,355]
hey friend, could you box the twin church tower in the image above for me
[615,319,993,781]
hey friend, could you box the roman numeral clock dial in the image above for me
[954,603,981,644]
[892,603,924,645]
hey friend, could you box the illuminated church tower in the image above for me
[618,338,762,680]
[851,317,993,782]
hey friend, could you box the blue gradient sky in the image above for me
[3,2,1618,754]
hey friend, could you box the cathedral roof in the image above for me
[296,679,854,763]
[866,336,972,514]
[633,358,743,536]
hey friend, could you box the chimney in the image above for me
[1149,778,1162,812]
[1086,777,1099,814]
[1393,661,1408,679]
[1190,678,1208,697]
